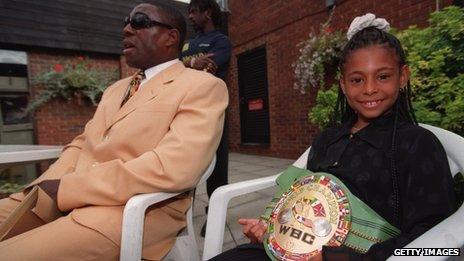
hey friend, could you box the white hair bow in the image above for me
[347,13,390,40]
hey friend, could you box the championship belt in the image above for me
[262,166,400,260]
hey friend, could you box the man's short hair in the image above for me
[189,0,223,28]
[151,2,187,52]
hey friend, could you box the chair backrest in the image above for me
[393,124,464,255]
[419,123,464,176]
[163,156,216,261]
[198,156,217,185]
[299,124,464,175]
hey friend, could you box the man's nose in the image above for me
[123,23,134,36]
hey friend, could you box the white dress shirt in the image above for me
[139,59,179,88]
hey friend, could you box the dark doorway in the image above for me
[237,47,270,145]
[0,50,36,185]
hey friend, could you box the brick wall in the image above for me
[28,51,121,145]
[226,0,453,159]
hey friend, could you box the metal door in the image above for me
[237,47,270,145]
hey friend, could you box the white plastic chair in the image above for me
[120,156,216,261]
[389,124,464,260]
[202,124,464,261]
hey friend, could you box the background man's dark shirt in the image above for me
[181,29,232,79]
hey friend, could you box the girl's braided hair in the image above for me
[335,26,418,227]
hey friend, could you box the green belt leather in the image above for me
[261,166,400,260]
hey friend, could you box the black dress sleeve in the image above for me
[323,128,457,260]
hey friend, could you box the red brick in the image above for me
[226,0,450,159]
[28,51,120,146]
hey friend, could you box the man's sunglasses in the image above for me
[124,13,173,30]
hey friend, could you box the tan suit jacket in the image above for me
[19,62,228,259]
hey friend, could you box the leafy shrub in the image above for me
[396,6,464,135]
[29,56,118,111]
[0,180,24,195]
[306,6,464,133]
[308,84,338,128]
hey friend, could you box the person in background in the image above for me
[181,0,232,237]
[0,3,228,260]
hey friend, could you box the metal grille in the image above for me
[237,46,270,145]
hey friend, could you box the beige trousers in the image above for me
[0,196,119,261]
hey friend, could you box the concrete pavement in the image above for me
[193,152,295,257]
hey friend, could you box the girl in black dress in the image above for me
[210,14,457,261]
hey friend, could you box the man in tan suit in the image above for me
[0,3,228,260]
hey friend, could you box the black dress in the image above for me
[210,112,457,261]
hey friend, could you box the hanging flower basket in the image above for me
[28,56,118,111]
[292,17,346,94]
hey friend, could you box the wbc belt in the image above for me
[262,166,400,260]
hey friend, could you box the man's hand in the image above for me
[238,218,268,244]
[37,179,60,203]
[191,53,218,74]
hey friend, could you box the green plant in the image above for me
[29,57,118,111]
[0,180,24,195]
[308,84,338,129]
[293,16,346,94]
[396,6,464,135]
[305,6,464,134]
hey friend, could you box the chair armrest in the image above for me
[120,156,216,261]
[120,192,182,261]
[202,173,280,260]
[202,148,311,260]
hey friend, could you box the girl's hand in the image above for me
[310,251,323,261]
[238,218,268,243]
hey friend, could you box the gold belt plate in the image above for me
[265,175,351,260]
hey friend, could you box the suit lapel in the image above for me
[106,61,186,130]
[103,77,130,129]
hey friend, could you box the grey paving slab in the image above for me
[257,159,295,168]
[193,194,208,218]
[228,191,271,208]
[228,172,262,184]
[193,152,296,258]
[195,182,207,196]
[231,164,271,173]
[247,168,283,177]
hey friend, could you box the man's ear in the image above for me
[165,29,180,49]
[399,65,410,89]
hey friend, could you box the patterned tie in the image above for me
[121,70,145,107]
